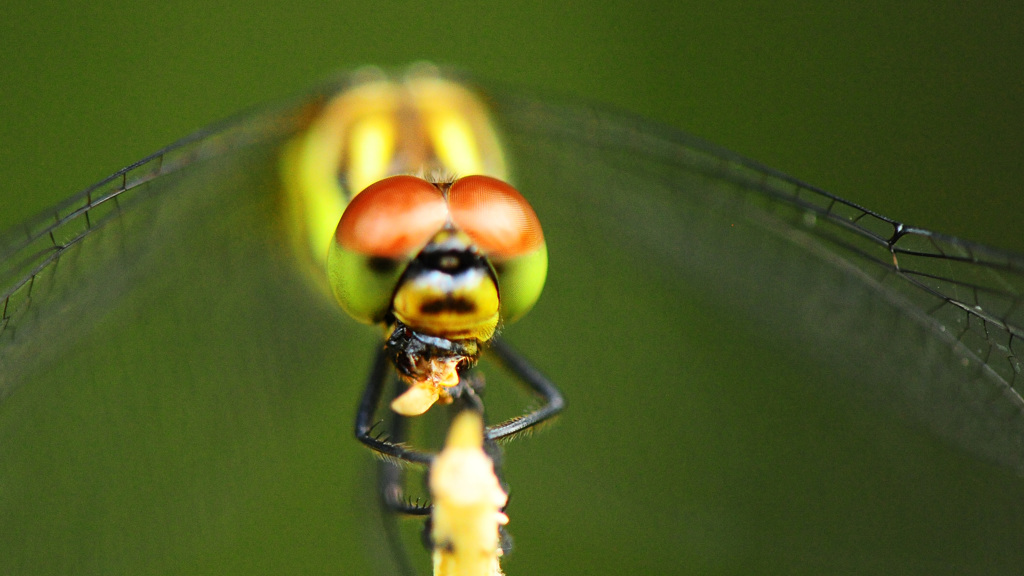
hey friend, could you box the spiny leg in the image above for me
[355,346,435,465]
[357,338,565,461]
[484,337,566,442]
[376,376,429,576]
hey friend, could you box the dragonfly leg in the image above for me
[376,400,432,516]
[355,345,435,466]
[484,337,566,442]
[373,375,436,576]
[357,338,564,456]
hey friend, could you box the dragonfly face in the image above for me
[329,174,547,415]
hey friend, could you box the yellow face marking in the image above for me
[391,267,500,342]
[386,228,502,342]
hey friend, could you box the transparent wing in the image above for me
[491,90,1024,464]
[2,76,1023,575]
[0,79,390,574]
[1,91,322,382]
[487,90,1024,573]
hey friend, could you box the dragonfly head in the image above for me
[327,174,548,415]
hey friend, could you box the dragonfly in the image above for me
[276,66,563,574]
[2,64,1024,574]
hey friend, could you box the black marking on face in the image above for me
[420,296,477,315]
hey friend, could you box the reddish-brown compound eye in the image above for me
[328,175,450,324]
[447,175,544,259]
[336,175,449,258]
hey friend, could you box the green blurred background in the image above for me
[1,2,1022,252]
[3,2,1024,575]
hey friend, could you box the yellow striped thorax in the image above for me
[282,65,509,269]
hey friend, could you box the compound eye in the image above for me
[447,176,547,324]
[447,175,544,258]
[336,175,449,258]
[328,175,450,324]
